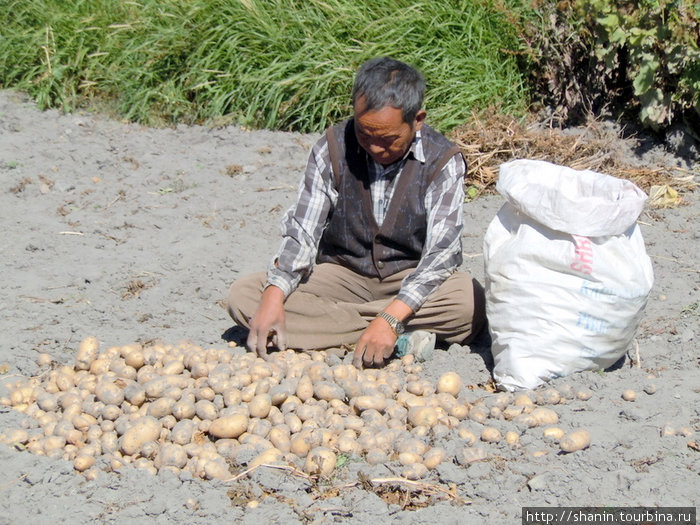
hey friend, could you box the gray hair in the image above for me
[351,57,425,123]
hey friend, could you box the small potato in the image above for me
[575,388,593,401]
[437,372,461,397]
[248,394,272,419]
[422,447,445,469]
[457,427,477,445]
[530,407,559,426]
[468,405,489,424]
[559,430,591,453]
[75,337,99,371]
[303,446,336,477]
[621,389,636,402]
[290,436,311,458]
[203,459,230,480]
[208,414,248,439]
[73,454,96,472]
[542,427,565,442]
[504,431,520,446]
[94,381,125,406]
[502,405,524,421]
[402,462,428,480]
[313,381,345,402]
[249,447,283,468]
[398,451,423,465]
[296,376,314,402]
[156,444,188,469]
[481,427,502,443]
[407,406,438,427]
[513,393,534,406]
[119,416,161,456]
[352,395,387,413]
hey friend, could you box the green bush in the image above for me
[520,0,699,137]
[0,0,531,133]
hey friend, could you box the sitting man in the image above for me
[227,57,486,368]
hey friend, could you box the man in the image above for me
[227,57,486,368]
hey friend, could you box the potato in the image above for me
[531,407,559,426]
[437,372,461,397]
[422,447,445,469]
[542,427,565,442]
[75,337,99,371]
[203,459,230,480]
[468,404,489,424]
[147,397,175,419]
[407,406,438,427]
[208,414,248,439]
[621,389,636,402]
[504,431,520,446]
[480,427,502,443]
[402,462,429,480]
[296,376,314,402]
[73,454,96,472]
[352,395,387,413]
[119,416,161,456]
[290,436,311,457]
[457,427,477,445]
[194,400,218,421]
[303,446,336,476]
[248,394,272,419]
[94,381,124,406]
[513,393,534,406]
[398,451,423,465]
[559,430,591,453]
[249,447,283,468]
[155,444,187,469]
[313,381,345,402]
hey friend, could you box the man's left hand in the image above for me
[353,318,397,368]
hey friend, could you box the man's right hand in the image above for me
[247,285,287,359]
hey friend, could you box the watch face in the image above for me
[394,322,405,335]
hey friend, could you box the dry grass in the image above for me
[449,111,697,206]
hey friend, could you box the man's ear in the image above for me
[413,109,427,131]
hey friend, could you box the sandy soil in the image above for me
[0,89,698,524]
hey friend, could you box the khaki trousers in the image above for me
[226,263,486,351]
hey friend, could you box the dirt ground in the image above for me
[0,89,698,524]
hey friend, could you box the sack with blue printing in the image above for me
[484,159,654,391]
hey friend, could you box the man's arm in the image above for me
[396,153,466,310]
[248,136,337,357]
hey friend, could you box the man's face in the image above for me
[353,96,426,166]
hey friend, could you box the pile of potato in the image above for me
[0,337,592,481]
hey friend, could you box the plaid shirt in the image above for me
[267,129,465,311]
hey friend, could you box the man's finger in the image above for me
[246,330,257,353]
[352,346,365,369]
[275,328,288,352]
[255,330,268,359]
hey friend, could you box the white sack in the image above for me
[484,159,654,391]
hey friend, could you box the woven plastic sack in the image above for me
[484,159,654,391]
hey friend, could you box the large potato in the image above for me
[208,414,248,439]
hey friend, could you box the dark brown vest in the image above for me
[317,119,463,279]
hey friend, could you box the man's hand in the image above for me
[247,285,287,359]
[352,317,397,368]
[353,299,413,368]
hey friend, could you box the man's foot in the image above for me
[394,330,436,362]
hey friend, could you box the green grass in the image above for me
[0,0,532,133]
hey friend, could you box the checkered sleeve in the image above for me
[266,135,337,297]
[396,152,466,310]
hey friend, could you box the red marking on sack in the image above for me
[570,235,593,274]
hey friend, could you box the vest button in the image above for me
[377,261,385,269]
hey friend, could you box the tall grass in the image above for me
[0,0,531,132]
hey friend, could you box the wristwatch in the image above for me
[376,311,405,336]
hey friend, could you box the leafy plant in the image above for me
[585,0,700,133]
[520,0,700,137]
